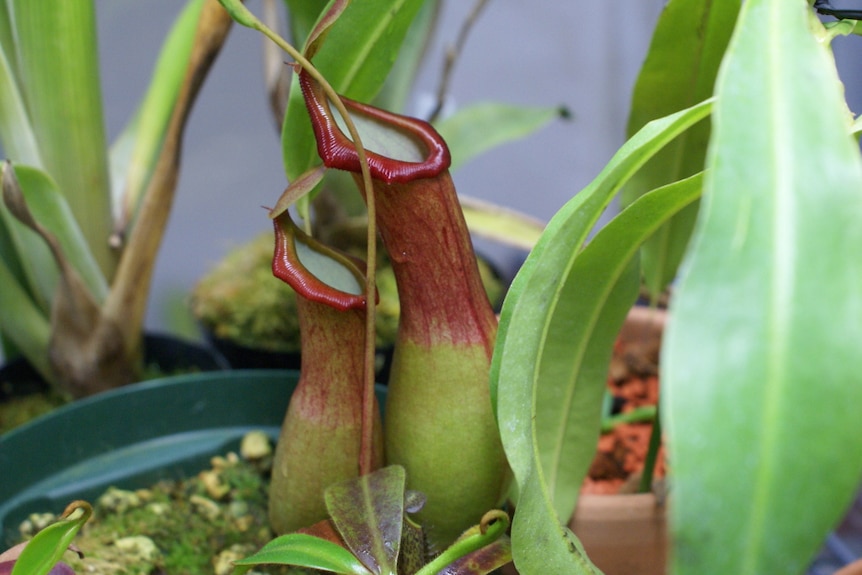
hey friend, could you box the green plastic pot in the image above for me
[0,370,300,546]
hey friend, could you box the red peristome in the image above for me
[299,70,451,184]
[272,214,368,312]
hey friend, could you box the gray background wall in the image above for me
[96,0,668,334]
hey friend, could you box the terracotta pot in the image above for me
[569,306,667,575]
[569,492,666,575]
[836,559,862,575]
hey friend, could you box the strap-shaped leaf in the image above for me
[663,2,862,573]
[491,100,711,575]
[12,0,114,276]
[110,0,205,234]
[622,0,740,298]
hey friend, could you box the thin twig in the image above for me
[428,0,491,123]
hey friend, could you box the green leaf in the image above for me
[491,100,711,575]
[232,533,372,575]
[435,103,563,173]
[12,0,114,277]
[0,33,41,167]
[110,0,205,231]
[282,0,329,48]
[663,2,862,574]
[11,501,91,575]
[622,0,739,298]
[281,0,425,186]
[1,163,108,312]
[325,466,405,575]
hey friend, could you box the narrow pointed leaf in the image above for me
[232,533,372,575]
[435,103,563,172]
[10,501,91,575]
[268,164,327,218]
[303,0,350,60]
[491,101,711,575]
[541,173,702,522]
[663,2,862,574]
[622,0,739,298]
[324,466,405,575]
[110,0,205,233]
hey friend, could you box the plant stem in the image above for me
[413,510,510,575]
[638,403,662,494]
[219,1,378,476]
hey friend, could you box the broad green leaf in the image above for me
[622,0,739,298]
[1,163,108,312]
[491,100,711,575]
[110,0,204,231]
[11,501,91,575]
[663,2,862,574]
[232,533,372,575]
[435,103,563,173]
[325,466,405,575]
[281,0,425,187]
[12,0,115,278]
[459,195,546,251]
[539,173,702,522]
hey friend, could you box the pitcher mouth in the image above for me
[299,70,451,184]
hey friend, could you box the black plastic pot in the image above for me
[0,333,229,402]
[0,370,298,546]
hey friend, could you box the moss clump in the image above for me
[34,452,294,575]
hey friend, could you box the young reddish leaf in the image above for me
[303,0,351,60]
[268,164,327,219]
[324,465,406,575]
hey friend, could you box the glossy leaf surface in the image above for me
[663,2,862,573]
[232,533,372,575]
[10,501,90,575]
[623,0,739,298]
[492,100,711,575]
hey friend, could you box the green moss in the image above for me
[0,393,65,435]
[51,454,298,575]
